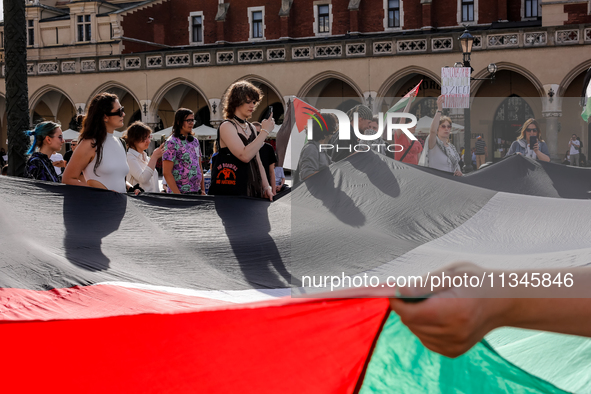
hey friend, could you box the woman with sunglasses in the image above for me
[419,96,462,176]
[123,121,164,193]
[162,108,205,194]
[63,92,135,193]
[506,119,550,162]
[24,121,64,182]
[208,81,275,200]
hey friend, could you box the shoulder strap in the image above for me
[399,141,415,162]
[216,119,238,146]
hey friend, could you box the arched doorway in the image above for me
[31,90,76,128]
[379,75,441,112]
[300,75,363,113]
[155,83,209,129]
[492,95,534,161]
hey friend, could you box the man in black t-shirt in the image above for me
[253,122,278,190]
[63,139,79,165]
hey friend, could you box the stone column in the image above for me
[75,103,86,116]
[542,111,562,162]
[209,98,222,128]
[542,83,562,163]
[363,91,378,114]
[279,0,293,38]
[421,0,433,30]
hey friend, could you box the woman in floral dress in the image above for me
[162,108,205,194]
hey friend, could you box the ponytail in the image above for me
[24,121,61,155]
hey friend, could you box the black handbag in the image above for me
[208,121,249,196]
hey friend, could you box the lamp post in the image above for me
[458,29,496,173]
[459,29,475,173]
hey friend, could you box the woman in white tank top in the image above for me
[62,92,135,193]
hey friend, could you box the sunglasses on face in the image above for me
[106,107,125,117]
[440,125,452,129]
[526,128,538,133]
[184,119,195,124]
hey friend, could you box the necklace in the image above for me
[232,116,249,133]
[233,115,246,124]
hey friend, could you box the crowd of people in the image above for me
[6,85,582,192]
[293,93,570,181]
[16,81,288,200]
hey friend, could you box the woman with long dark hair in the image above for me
[24,121,64,182]
[208,81,274,200]
[162,108,205,194]
[62,92,132,193]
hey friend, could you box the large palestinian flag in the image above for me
[2,153,591,393]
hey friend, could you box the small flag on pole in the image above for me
[385,80,422,118]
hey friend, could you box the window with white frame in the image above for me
[318,5,330,33]
[383,0,403,30]
[313,3,332,36]
[247,6,265,40]
[27,20,34,46]
[189,12,204,44]
[77,15,91,42]
[462,0,474,22]
[457,0,477,24]
[524,0,539,18]
[387,0,400,28]
[253,11,263,38]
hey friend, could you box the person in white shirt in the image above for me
[274,165,287,193]
[122,121,163,193]
[62,92,138,194]
[50,152,65,176]
[568,134,581,166]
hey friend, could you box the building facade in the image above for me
[0,0,590,162]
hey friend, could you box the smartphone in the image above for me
[263,106,273,119]
[529,135,538,149]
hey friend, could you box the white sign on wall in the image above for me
[441,67,471,108]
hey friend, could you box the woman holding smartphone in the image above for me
[506,119,550,162]
[208,80,275,200]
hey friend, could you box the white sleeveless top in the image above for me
[83,133,129,193]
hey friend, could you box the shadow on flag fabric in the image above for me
[581,66,591,122]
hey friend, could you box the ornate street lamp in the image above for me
[458,28,496,173]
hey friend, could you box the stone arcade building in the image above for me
[0,0,590,162]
